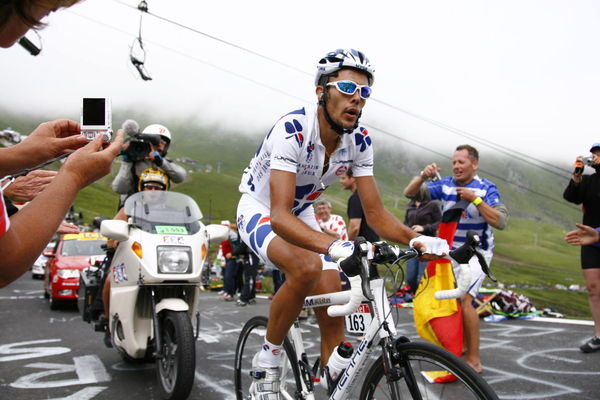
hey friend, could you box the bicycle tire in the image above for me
[360,340,499,400]
[234,316,303,400]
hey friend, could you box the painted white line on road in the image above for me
[0,295,44,300]
[531,317,594,326]
[48,386,108,400]
[195,370,235,399]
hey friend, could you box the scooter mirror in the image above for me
[100,219,129,242]
[206,224,229,244]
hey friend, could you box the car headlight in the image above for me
[157,246,192,274]
[56,269,80,279]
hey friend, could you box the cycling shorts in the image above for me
[451,250,493,298]
[236,193,339,271]
[581,245,600,269]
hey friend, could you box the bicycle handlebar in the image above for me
[328,231,490,317]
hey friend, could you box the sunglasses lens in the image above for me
[360,86,372,99]
[336,81,358,95]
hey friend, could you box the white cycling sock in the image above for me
[258,339,283,368]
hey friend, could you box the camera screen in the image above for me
[82,98,106,125]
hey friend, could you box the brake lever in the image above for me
[475,250,497,282]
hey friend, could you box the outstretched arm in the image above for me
[0,130,123,288]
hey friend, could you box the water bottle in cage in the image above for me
[321,341,354,389]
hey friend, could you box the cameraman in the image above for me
[111,123,186,204]
[563,143,600,353]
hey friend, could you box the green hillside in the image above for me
[1,111,590,319]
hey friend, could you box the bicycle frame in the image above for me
[288,276,397,399]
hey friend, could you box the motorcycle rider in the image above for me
[101,168,170,346]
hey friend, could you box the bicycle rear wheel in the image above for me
[234,316,303,400]
[360,340,498,400]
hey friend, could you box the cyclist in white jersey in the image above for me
[237,48,449,398]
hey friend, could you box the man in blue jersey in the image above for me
[403,144,508,373]
[237,48,449,398]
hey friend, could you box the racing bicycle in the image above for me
[234,233,499,399]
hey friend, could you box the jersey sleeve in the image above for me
[425,179,445,200]
[269,116,306,173]
[350,127,374,177]
[483,181,502,206]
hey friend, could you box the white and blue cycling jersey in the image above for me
[237,105,373,263]
[426,175,502,253]
[239,105,373,215]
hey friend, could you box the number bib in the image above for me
[344,302,372,335]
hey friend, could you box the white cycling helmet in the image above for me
[315,48,375,87]
[142,124,171,144]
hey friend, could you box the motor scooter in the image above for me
[79,191,228,400]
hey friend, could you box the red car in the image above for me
[44,232,107,309]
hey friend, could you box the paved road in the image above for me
[1,274,599,399]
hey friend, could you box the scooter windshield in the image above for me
[124,191,203,235]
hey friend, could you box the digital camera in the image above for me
[80,98,112,142]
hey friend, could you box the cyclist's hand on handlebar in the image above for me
[327,239,355,262]
[409,235,449,260]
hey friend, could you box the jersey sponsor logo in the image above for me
[354,127,371,152]
[305,141,315,162]
[284,119,304,147]
[245,213,273,254]
[335,165,348,176]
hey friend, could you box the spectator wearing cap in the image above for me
[563,142,600,353]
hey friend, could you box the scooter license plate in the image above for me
[345,302,372,335]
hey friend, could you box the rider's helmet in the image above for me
[142,124,171,155]
[138,168,170,191]
[315,48,375,87]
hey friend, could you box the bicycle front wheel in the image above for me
[234,316,302,400]
[360,340,498,400]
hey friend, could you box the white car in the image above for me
[32,242,55,279]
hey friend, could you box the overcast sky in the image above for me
[1,0,599,167]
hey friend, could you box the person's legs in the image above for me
[223,258,238,299]
[311,269,345,365]
[265,237,322,348]
[462,292,482,373]
[583,268,600,338]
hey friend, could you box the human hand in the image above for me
[327,239,354,262]
[3,170,57,202]
[409,235,449,261]
[565,223,600,246]
[456,187,477,202]
[420,163,440,180]
[60,129,124,189]
[56,221,80,234]
[20,120,88,167]
[411,224,424,233]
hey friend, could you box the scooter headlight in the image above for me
[157,246,192,274]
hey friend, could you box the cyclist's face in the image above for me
[452,149,478,185]
[319,69,369,130]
